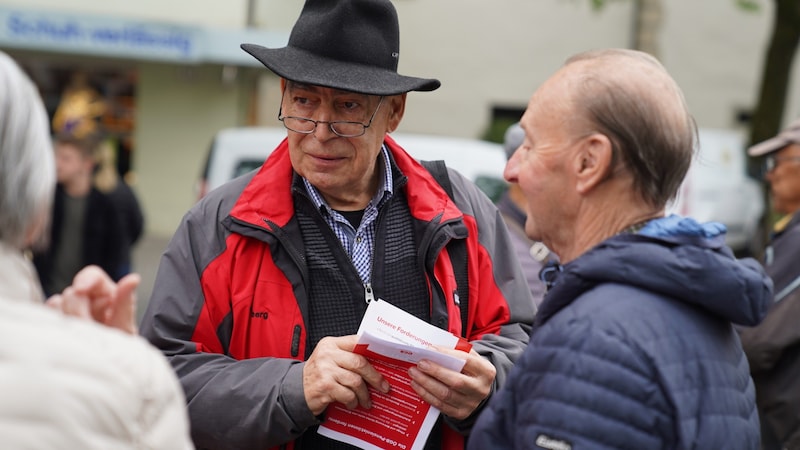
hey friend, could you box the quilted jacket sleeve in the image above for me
[468,314,674,450]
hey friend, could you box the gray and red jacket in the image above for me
[140,135,535,450]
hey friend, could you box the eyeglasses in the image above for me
[765,155,800,172]
[278,96,384,138]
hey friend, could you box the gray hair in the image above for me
[563,48,697,208]
[0,51,55,249]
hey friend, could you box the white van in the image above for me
[198,126,765,254]
[196,127,288,200]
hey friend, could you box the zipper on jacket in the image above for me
[364,283,375,304]
[362,192,391,305]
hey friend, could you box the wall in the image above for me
[134,63,246,236]
[660,0,789,130]
[255,0,635,138]
[254,0,800,136]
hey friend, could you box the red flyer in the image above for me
[317,300,470,450]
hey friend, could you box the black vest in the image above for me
[296,186,431,355]
[294,184,448,450]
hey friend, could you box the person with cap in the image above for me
[496,122,556,307]
[739,117,800,450]
[139,1,535,449]
[467,48,771,450]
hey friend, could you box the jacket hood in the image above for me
[539,215,773,327]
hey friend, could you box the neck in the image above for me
[62,176,92,197]
[552,195,663,264]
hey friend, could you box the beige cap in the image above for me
[748,117,800,156]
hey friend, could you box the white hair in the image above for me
[0,51,55,249]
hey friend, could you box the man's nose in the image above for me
[504,150,520,182]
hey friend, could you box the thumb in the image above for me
[109,273,141,334]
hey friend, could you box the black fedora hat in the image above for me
[241,0,440,96]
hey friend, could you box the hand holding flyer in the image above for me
[317,299,470,450]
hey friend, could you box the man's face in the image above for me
[280,81,404,209]
[54,142,92,185]
[765,142,800,215]
[504,71,579,247]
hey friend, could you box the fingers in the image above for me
[71,265,116,322]
[408,349,496,420]
[44,294,64,311]
[117,273,141,294]
[303,335,389,416]
[71,265,115,296]
[46,287,92,320]
[107,273,140,334]
[46,266,141,336]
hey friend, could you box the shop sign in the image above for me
[0,6,199,62]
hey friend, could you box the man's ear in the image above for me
[386,93,406,132]
[575,133,614,195]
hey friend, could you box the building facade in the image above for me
[1,0,797,236]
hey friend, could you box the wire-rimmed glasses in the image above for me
[278,96,384,138]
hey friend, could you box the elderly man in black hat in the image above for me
[139,1,535,449]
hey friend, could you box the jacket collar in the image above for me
[229,134,463,229]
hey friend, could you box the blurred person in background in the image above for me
[0,49,192,449]
[468,48,772,450]
[496,122,556,307]
[139,0,535,448]
[94,139,145,278]
[32,129,125,297]
[739,117,800,450]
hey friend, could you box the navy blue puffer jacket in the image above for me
[469,215,772,450]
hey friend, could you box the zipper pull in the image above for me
[364,283,375,304]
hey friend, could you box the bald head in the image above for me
[557,49,696,208]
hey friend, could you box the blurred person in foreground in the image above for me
[739,117,800,450]
[0,50,192,449]
[139,0,535,448]
[32,128,125,297]
[468,48,772,450]
[496,122,556,307]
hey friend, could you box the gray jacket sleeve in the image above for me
[444,168,537,432]
[139,177,318,449]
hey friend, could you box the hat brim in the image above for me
[241,43,440,96]
[748,136,789,156]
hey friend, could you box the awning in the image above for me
[0,5,288,66]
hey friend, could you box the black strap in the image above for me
[419,160,470,338]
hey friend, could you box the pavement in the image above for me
[131,233,172,324]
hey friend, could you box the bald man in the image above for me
[469,48,771,450]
